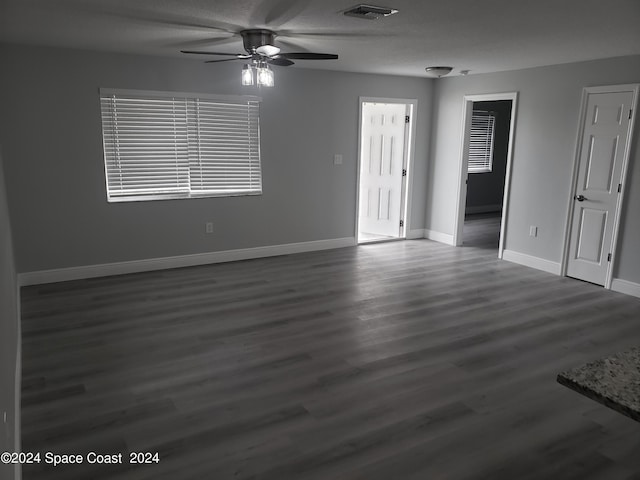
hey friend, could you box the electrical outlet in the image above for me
[333,154,343,165]
[205,222,214,234]
[529,226,538,237]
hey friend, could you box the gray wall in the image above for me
[427,55,640,283]
[0,147,19,480]
[0,43,433,273]
[466,100,512,212]
[1,44,638,285]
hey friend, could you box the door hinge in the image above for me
[405,115,410,124]
[618,183,622,193]
[607,253,612,262]
[399,219,404,228]
[630,109,633,120]
[402,168,407,177]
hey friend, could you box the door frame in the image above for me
[454,92,518,258]
[355,97,418,242]
[561,84,639,289]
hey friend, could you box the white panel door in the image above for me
[359,103,408,238]
[567,90,634,285]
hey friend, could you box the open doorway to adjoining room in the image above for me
[463,100,512,250]
[455,93,518,257]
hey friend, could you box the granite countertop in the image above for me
[557,347,640,423]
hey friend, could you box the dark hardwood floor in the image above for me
[463,212,501,249]
[20,233,640,479]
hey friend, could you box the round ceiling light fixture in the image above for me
[425,66,453,78]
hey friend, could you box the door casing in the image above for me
[355,97,417,242]
[561,84,639,288]
[454,92,518,258]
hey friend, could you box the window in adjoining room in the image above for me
[468,110,495,173]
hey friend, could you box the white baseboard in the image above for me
[465,204,502,215]
[18,237,357,286]
[611,278,640,298]
[406,229,426,240]
[424,229,456,246]
[502,249,562,275]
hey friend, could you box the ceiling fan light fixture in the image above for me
[256,44,281,57]
[256,63,274,87]
[182,29,337,88]
[241,64,254,86]
[425,66,453,78]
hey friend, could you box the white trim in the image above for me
[454,99,473,246]
[611,278,640,299]
[355,97,418,242]
[18,237,356,286]
[465,204,503,215]
[355,99,364,241]
[454,92,518,260]
[406,229,426,240]
[561,84,639,289]
[404,102,418,238]
[424,229,456,246]
[604,85,638,288]
[502,249,562,275]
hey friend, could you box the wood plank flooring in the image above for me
[20,230,640,479]
[463,212,501,249]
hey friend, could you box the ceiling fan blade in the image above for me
[204,58,246,64]
[279,53,338,60]
[278,30,384,38]
[268,57,295,67]
[181,50,249,58]
[171,36,240,50]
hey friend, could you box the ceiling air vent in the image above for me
[343,4,399,20]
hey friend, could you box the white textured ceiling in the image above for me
[1,0,639,77]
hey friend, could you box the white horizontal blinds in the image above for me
[101,94,190,197]
[468,110,495,173]
[100,89,262,201]
[187,98,261,194]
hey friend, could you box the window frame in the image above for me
[99,88,262,203]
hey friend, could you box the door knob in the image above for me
[574,194,586,202]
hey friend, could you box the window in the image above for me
[100,89,262,202]
[468,110,495,173]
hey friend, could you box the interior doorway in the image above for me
[356,99,416,244]
[454,92,518,258]
[463,100,512,250]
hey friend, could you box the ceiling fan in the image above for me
[181,29,339,68]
